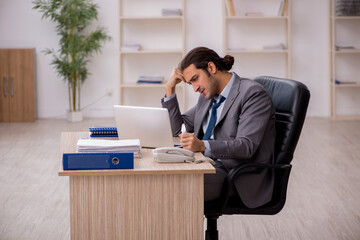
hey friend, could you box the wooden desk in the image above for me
[59,132,215,240]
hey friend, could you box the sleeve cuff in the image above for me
[162,93,176,102]
[203,140,212,157]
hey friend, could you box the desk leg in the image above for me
[69,174,204,240]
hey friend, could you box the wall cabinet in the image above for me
[223,0,291,79]
[119,0,186,110]
[330,0,360,119]
[0,49,35,122]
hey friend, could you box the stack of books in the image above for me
[77,138,142,158]
[137,75,164,84]
[245,12,264,17]
[121,43,142,52]
[161,8,182,16]
[263,43,286,50]
[335,45,356,51]
[336,0,360,16]
[335,79,357,85]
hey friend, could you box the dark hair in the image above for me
[179,47,234,74]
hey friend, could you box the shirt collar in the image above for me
[214,72,235,101]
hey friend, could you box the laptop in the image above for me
[113,105,174,148]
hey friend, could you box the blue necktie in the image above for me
[203,96,226,140]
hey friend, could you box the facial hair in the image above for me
[205,75,219,99]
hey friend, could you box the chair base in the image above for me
[205,215,220,240]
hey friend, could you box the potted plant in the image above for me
[33,0,111,121]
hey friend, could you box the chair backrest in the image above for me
[254,76,310,164]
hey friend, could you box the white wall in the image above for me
[0,0,119,118]
[291,0,330,117]
[0,0,331,118]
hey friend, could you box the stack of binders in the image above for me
[62,138,141,170]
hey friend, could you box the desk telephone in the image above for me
[153,147,216,165]
[153,147,195,163]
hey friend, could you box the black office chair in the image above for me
[204,76,310,240]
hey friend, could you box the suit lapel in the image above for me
[217,74,242,125]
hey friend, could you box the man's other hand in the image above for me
[179,132,206,152]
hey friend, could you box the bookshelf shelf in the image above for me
[333,16,360,20]
[120,49,183,54]
[333,49,360,54]
[122,83,165,88]
[119,0,186,109]
[121,83,167,88]
[225,16,289,20]
[330,0,360,119]
[332,83,360,88]
[121,83,186,88]
[223,0,291,79]
[227,49,289,54]
[120,16,183,21]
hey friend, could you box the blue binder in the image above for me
[63,152,134,170]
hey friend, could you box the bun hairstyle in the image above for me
[222,55,234,71]
[179,47,234,74]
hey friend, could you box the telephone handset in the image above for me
[153,147,195,163]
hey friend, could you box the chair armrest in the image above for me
[219,162,291,211]
[227,162,291,182]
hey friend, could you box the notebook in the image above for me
[113,105,174,148]
[89,127,118,137]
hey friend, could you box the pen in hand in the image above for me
[181,123,186,135]
[175,124,187,148]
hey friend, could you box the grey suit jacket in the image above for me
[162,73,275,208]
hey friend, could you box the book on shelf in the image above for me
[281,0,289,16]
[76,138,142,158]
[226,47,246,51]
[335,45,356,51]
[225,0,236,16]
[121,43,142,52]
[137,75,164,84]
[278,0,288,16]
[335,79,357,85]
[277,1,284,16]
[245,12,264,17]
[161,8,182,16]
[335,0,360,16]
[263,43,286,50]
[89,127,118,137]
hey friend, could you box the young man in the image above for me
[161,47,275,208]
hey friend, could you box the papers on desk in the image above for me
[76,138,141,158]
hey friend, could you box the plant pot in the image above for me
[67,110,83,122]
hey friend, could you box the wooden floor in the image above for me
[0,117,359,240]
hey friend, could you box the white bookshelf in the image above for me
[330,0,360,119]
[119,0,186,109]
[223,0,291,79]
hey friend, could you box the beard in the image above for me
[204,75,219,99]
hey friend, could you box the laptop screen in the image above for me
[113,105,174,148]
